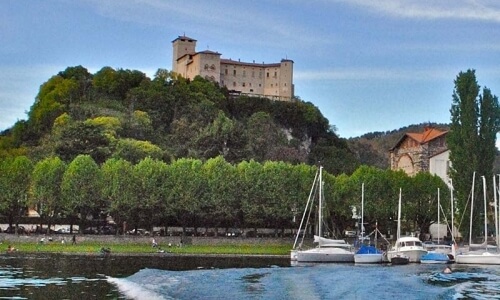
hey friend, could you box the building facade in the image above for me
[172,35,294,101]
[389,127,450,184]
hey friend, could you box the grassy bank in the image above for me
[4,241,291,256]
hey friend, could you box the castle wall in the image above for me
[172,36,294,100]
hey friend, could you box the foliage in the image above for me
[61,155,102,231]
[0,156,34,231]
[29,157,67,228]
[447,70,500,239]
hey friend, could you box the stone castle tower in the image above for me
[172,35,294,101]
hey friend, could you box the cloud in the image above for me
[295,67,457,81]
[333,0,500,22]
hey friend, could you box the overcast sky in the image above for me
[2,0,500,140]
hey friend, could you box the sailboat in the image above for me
[421,188,454,264]
[386,188,427,263]
[455,174,500,264]
[354,183,384,263]
[291,166,354,263]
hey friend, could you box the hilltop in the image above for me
[0,66,359,175]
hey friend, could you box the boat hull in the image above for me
[420,252,453,264]
[391,255,409,265]
[354,253,384,264]
[455,252,500,265]
[387,249,427,263]
[296,247,354,263]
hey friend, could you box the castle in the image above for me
[171,35,294,101]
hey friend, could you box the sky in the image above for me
[2,0,500,140]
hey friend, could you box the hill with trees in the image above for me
[346,123,451,169]
[0,65,359,175]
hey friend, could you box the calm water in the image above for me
[0,253,499,299]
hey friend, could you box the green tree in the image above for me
[0,156,34,233]
[112,138,165,164]
[101,158,135,234]
[447,69,500,238]
[29,157,67,231]
[167,158,205,235]
[55,121,112,164]
[131,157,169,232]
[201,156,239,233]
[61,155,102,232]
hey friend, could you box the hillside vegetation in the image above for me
[0,66,359,175]
[347,123,450,169]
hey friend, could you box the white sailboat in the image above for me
[292,166,354,263]
[456,174,500,264]
[386,188,427,263]
[354,183,384,263]
[421,188,454,264]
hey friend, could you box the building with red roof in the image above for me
[389,126,450,183]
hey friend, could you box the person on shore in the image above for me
[72,234,76,245]
[152,238,158,248]
[7,245,16,253]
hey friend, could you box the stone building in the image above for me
[389,127,450,184]
[171,35,294,101]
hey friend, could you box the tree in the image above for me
[55,121,112,164]
[131,157,169,232]
[0,156,33,233]
[167,158,205,235]
[61,155,102,232]
[447,69,500,238]
[29,157,67,231]
[201,156,239,233]
[100,158,134,234]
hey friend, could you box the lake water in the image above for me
[0,253,499,299]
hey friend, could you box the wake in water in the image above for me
[428,268,500,299]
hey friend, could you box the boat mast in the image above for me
[318,166,323,240]
[450,180,454,245]
[469,172,476,245]
[361,182,364,241]
[494,175,499,252]
[482,176,487,250]
[437,188,440,245]
[292,168,320,250]
[397,188,402,249]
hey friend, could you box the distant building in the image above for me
[171,35,294,101]
[389,127,450,184]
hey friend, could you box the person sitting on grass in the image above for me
[7,245,16,253]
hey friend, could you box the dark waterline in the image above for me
[0,253,289,299]
[1,253,500,299]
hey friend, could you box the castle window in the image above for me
[233,70,236,76]
[250,89,254,92]
[210,64,216,71]
[267,72,269,78]
[259,71,262,78]
[243,70,246,77]
[271,84,273,87]
[225,69,228,75]
[242,82,246,87]
[204,64,209,70]
[274,71,277,78]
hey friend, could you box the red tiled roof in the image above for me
[406,127,448,144]
[390,127,448,151]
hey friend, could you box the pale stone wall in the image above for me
[172,36,294,100]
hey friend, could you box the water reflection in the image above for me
[0,253,289,299]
